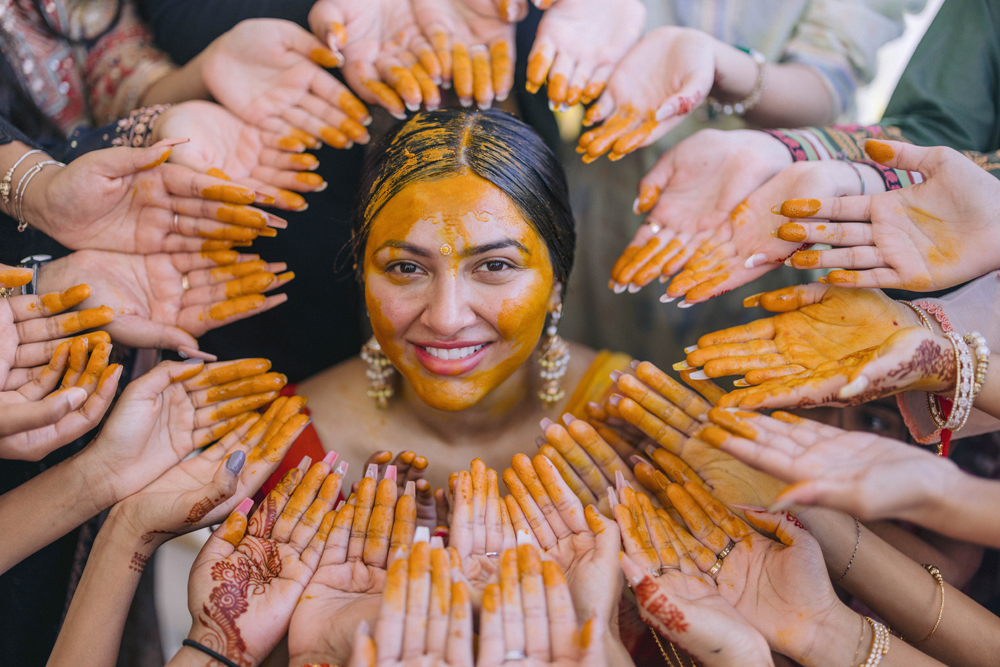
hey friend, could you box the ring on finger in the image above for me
[181,274,190,291]
[718,540,735,561]
[658,564,679,575]
[173,212,179,233]
[503,650,527,661]
[645,221,662,234]
[485,551,500,557]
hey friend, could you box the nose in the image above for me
[420,273,478,337]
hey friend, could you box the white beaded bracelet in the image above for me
[860,617,890,667]
[927,331,973,432]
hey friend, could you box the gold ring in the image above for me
[181,275,190,291]
[173,212,180,233]
[707,559,723,578]
[717,540,735,561]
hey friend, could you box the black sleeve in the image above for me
[0,114,39,148]
[136,0,316,65]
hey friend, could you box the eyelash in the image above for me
[385,259,517,275]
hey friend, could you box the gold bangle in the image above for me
[914,564,945,645]
[849,613,865,667]
[898,300,933,331]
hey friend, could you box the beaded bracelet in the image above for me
[964,332,991,403]
[914,564,945,645]
[860,617,890,667]
[898,300,932,332]
[927,331,973,432]
[0,149,42,205]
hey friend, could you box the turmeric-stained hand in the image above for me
[200,19,372,154]
[607,129,791,295]
[683,284,923,385]
[526,0,644,110]
[186,473,332,667]
[657,159,867,306]
[772,140,1000,291]
[36,249,291,357]
[412,0,518,109]
[308,0,435,118]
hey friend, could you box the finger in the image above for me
[825,268,904,289]
[612,498,658,573]
[580,64,612,105]
[402,540,432,657]
[320,501,355,566]
[517,542,549,658]
[273,452,337,542]
[9,284,91,320]
[0,386,86,439]
[503,465,558,549]
[542,560,577,660]
[484,467,506,554]
[740,283,832,313]
[376,557,408,661]
[408,34,442,85]
[446,580,474,667]
[512,453,571,538]
[17,306,114,345]
[194,391,279,429]
[664,483,729,552]
[776,193,874,222]
[654,508,717,571]
[532,454,588,533]
[683,481,751,540]
[774,221,874,247]
[256,413,311,467]
[191,372,287,408]
[389,491,417,563]
[248,465,305,538]
[525,38,555,95]
[503,495,535,547]
[613,396,685,454]
[451,42,473,107]
[426,546,452,657]
[490,40,514,102]
[470,45,494,110]
[11,340,70,399]
[541,418,608,495]
[545,52,575,108]
[429,28,452,88]
[679,368,727,405]
[347,473,377,561]
[59,337,89,388]
[742,508,811,548]
[301,508,338,571]
[637,493,679,569]
[211,498,253,552]
[74,341,111,394]
[478,583,505,667]
[363,473,398,567]
[0,266,33,289]
[449,469,475,558]
[471,459,490,553]
[563,414,639,487]
[538,442,600,509]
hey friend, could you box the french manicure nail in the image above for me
[678,301,694,309]
[627,283,641,293]
[297,455,312,471]
[516,529,532,546]
[784,258,793,267]
[610,370,623,382]
[733,379,750,387]
[672,360,691,371]
[745,253,766,269]
[226,450,246,473]
[608,394,622,407]
[365,463,378,479]
[684,345,698,354]
[689,370,709,380]
[561,413,577,426]
[632,198,641,214]
[414,526,430,543]
[613,283,627,294]
[540,418,555,431]
[660,294,676,303]
[236,497,254,514]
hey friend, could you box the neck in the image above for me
[399,358,545,444]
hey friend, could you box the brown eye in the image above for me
[484,260,508,272]
[397,262,418,274]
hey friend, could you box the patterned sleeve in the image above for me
[83,0,177,125]
[779,0,926,118]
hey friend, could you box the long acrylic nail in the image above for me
[745,253,766,269]
[365,463,378,479]
[688,370,708,381]
[839,376,869,399]
[226,450,246,473]
[385,465,397,482]
[414,526,430,543]
[561,413,577,426]
[516,529,532,546]
[540,418,555,431]
[660,294,676,303]
[610,370,623,382]
[608,394,622,407]
[334,460,349,477]
[236,498,254,514]
[297,455,312,472]
[684,345,698,354]
[323,450,339,466]
[672,360,691,371]
[678,301,694,309]
[733,379,750,388]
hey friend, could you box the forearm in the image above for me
[0,447,110,574]
[711,42,835,127]
[0,141,56,221]
[922,468,1000,550]
[139,51,211,107]
[46,505,153,667]
[797,507,1000,667]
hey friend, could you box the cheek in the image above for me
[496,273,553,345]
[364,277,414,355]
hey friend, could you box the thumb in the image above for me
[96,140,190,179]
[282,20,343,68]
[107,316,200,353]
[839,328,929,399]
[586,504,622,561]
[0,386,87,438]
[742,282,831,313]
[124,359,204,401]
[742,507,811,547]
[184,450,246,526]
[346,622,375,667]
[579,608,605,667]
[308,0,347,52]
[202,497,253,561]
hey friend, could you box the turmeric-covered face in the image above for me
[364,171,555,411]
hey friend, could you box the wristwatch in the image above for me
[17,254,52,295]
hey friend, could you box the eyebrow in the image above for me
[372,239,530,258]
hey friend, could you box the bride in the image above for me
[282,108,631,490]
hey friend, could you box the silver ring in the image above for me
[485,551,500,557]
[173,212,179,233]
[181,274,190,291]
[646,222,661,234]
[503,650,527,661]
[717,540,735,561]
[658,564,679,574]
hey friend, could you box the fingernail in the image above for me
[385,465,397,482]
[660,295,676,303]
[768,498,795,513]
[540,418,555,431]
[725,407,741,412]
[678,301,694,309]
[226,450,246,474]
[608,487,619,507]
[745,253,766,269]
[627,283,641,293]
[236,498,254,514]
[632,198,641,214]
[630,360,640,370]
[784,258,793,267]
[178,349,189,359]
[615,470,626,490]
[430,535,445,549]
[414,526,430,543]
[535,436,547,448]
[561,413,578,426]
[297,455,312,471]
[334,461,349,477]
[672,360,691,371]
[684,345,698,354]
[610,370,623,382]
[839,376,869,399]
[613,283,627,294]
[608,394,622,407]
[689,370,708,381]
[63,386,88,409]
[731,503,766,512]
[323,450,339,466]
[335,500,345,511]
[516,529,532,546]
[366,463,378,479]
[184,357,204,364]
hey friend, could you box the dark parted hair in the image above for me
[351,108,575,287]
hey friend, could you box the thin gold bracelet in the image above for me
[914,564,945,645]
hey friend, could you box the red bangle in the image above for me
[914,301,954,333]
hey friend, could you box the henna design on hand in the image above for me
[635,577,689,634]
[140,529,180,545]
[186,497,216,524]
[196,539,283,667]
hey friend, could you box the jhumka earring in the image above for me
[361,335,395,409]
[536,302,570,406]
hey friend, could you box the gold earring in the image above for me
[537,302,570,406]
[361,335,395,409]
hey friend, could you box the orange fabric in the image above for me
[256,384,324,500]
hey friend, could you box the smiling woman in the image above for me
[283,109,631,492]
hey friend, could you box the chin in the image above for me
[412,383,488,412]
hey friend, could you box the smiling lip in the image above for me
[413,342,492,376]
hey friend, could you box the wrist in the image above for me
[710,41,759,102]
[169,645,216,667]
[18,161,62,234]
[796,603,862,667]
[912,456,967,527]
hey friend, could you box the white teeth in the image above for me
[423,344,485,360]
